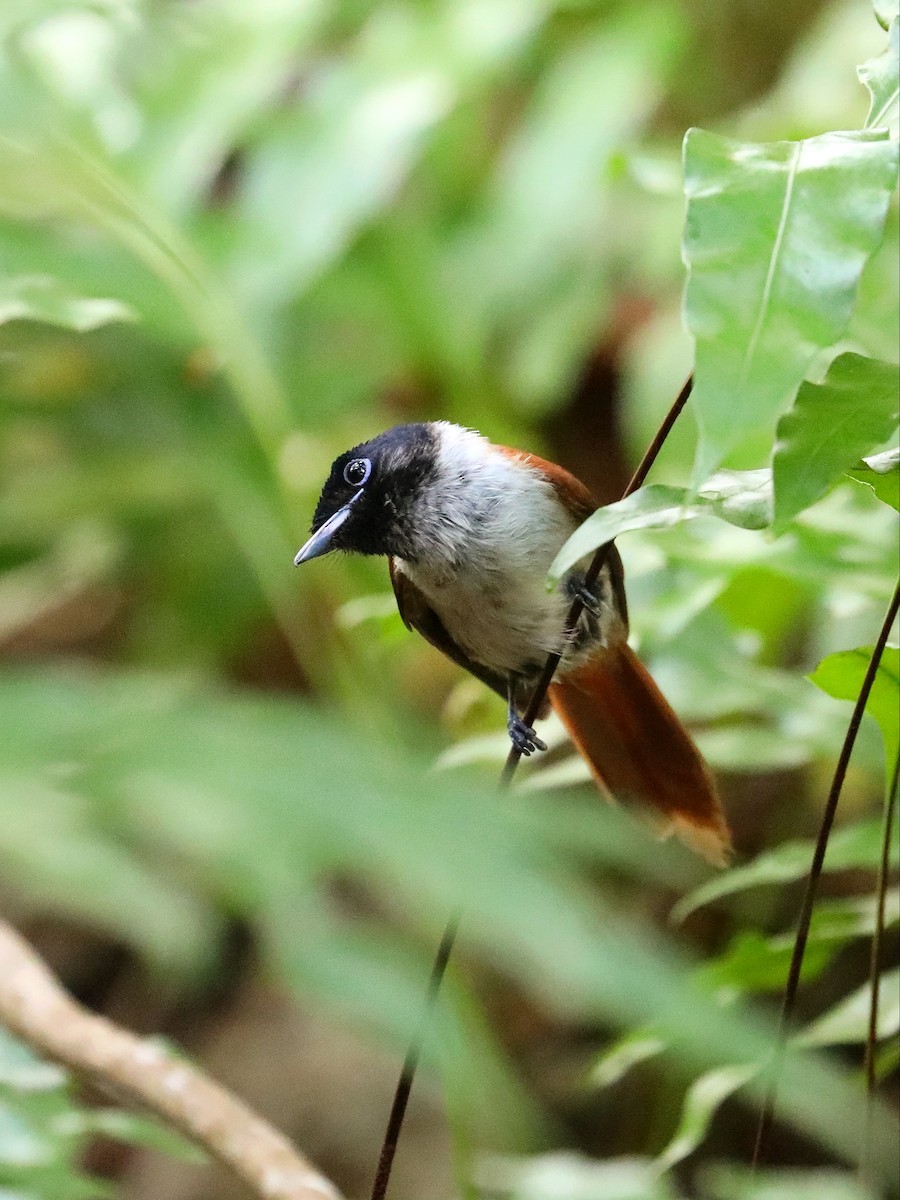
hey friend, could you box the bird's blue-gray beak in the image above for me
[293,491,362,565]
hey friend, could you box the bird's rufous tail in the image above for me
[548,642,731,865]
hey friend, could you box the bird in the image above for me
[294,421,731,865]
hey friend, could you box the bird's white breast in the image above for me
[394,423,582,676]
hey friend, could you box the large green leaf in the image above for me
[548,471,772,582]
[682,128,899,483]
[809,644,900,781]
[860,18,899,135]
[772,353,899,531]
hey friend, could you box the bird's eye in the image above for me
[343,457,371,487]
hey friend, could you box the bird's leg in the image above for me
[506,676,547,756]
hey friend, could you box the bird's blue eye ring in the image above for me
[343,457,371,487]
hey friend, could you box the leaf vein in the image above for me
[740,141,802,386]
[868,84,899,130]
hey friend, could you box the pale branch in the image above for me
[0,919,343,1200]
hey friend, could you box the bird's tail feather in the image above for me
[548,642,731,866]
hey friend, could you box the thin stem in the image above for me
[502,373,695,784]
[862,753,900,1179]
[369,914,460,1199]
[369,375,695,1200]
[751,579,900,1170]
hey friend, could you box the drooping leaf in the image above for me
[860,18,900,135]
[548,471,772,582]
[846,447,900,510]
[798,968,900,1046]
[772,354,900,531]
[589,1028,668,1089]
[809,645,900,783]
[682,128,899,483]
[656,1064,760,1173]
[672,818,898,924]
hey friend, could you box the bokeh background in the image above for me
[0,1,897,1198]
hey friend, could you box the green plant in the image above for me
[0,0,896,1197]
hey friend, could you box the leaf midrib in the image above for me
[740,141,802,386]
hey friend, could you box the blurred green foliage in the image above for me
[0,0,897,1197]
[0,1026,198,1199]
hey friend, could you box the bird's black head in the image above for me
[294,423,439,564]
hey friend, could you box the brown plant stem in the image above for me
[369,375,695,1200]
[862,752,900,1179]
[0,920,342,1200]
[369,913,460,1200]
[751,579,900,1170]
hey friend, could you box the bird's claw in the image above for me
[508,715,547,756]
[574,583,601,618]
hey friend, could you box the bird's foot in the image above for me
[508,714,547,756]
[573,583,601,618]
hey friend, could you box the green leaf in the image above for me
[0,1035,65,1094]
[0,1031,112,1199]
[846,447,900,510]
[874,1,899,33]
[549,485,689,580]
[702,892,899,995]
[671,818,898,924]
[860,18,899,135]
[798,968,900,1046]
[702,1165,878,1200]
[589,1029,668,1089]
[228,0,555,307]
[0,275,134,331]
[772,354,900,531]
[476,1153,677,1200]
[656,1063,759,1173]
[64,1110,205,1164]
[548,472,772,582]
[2,668,896,1179]
[809,645,900,780]
[682,128,899,483]
[705,931,833,996]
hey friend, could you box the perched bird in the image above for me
[295,422,730,864]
